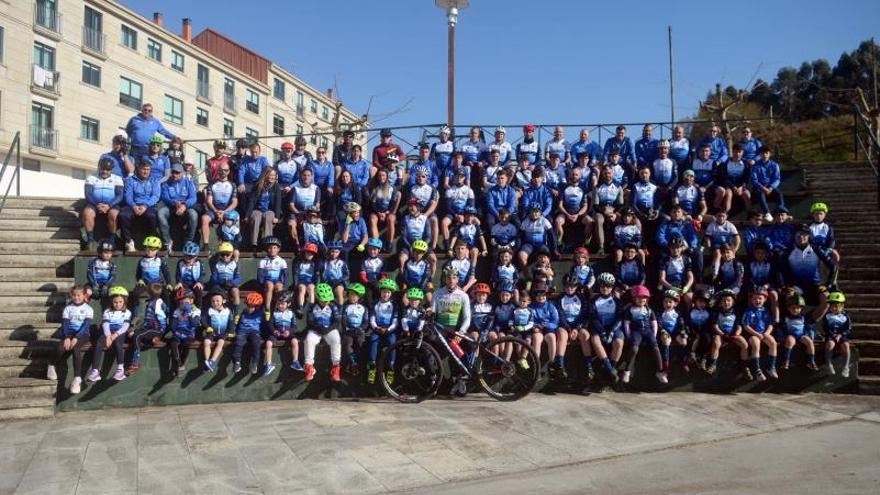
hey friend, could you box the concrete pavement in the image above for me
[1,393,879,494]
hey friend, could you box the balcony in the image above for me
[30,125,58,153]
[82,26,106,57]
[31,64,60,97]
[34,3,62,38]
[197,81,212,104]
[223,93,236,114]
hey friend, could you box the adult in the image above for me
[332,130,356,179]
[100,134,133,178]
[544,126,571,164]
[291,135,313,174]
[603,125,636,171]
[118,159,161,253]
[228,138,250,183]
[367,168,401,247]
[696,125,729,166]
[458,126,487,170]
[668,125,691,171]
[244,168,283,249]
[82,158,123,250]
[634,124,659,169]
[739,127,763,166]
[516,124,541,166]
[309,146,336,213]
[341,144,370,190]
[404,143,439,188]
[206,140,231,184]
[333,169,363,227]
[371,128,405,185]
[199,161,237,250]
[487,126,514,166]
[124,103,175,158]
[485,168,517,228]
[237,142,270,194]
[275,141,299,193]
[142,136,171,182]
[157,163,198,253]
[287,167,320,249]
[430,126,456,175]
[569,128,603,166]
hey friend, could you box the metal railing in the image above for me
[34,2,62,34]
[852,106,880,209]
[0,132,22,214]
[223,93,236,113]
[31,64,60,94]
[30,125,58,151]
[82,26,105,54]
[197,81,212,102]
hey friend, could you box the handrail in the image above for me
[0,132,22,215]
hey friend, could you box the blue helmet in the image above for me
[263,236,281,247]
[499,281,516,294]
[327,240,343,251]
[464,206,478,215]
[367,238,383,250]
[224,210,240,223]
[182,241,200,257]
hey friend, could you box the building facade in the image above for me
[0,0,363,198]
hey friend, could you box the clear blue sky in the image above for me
[127,0,880,145]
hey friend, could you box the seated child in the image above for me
[167,289,201,377]
[264,291,297,376]
[126,282,168,376]
[341,283,370,375]
[232,292,268,375]
[304,284,343,382]
[200,288,233,373]
[85,240,117,306]
[86,286,131,383]
[47,285,94,394]
[622,285,665,384]
[367,279,400,385]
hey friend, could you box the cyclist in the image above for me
[429,265,473,389]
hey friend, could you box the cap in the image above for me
[523,124,536,133]
[343,130,355,137]
[281,142,294,150]
[773,206,790,215]
[98,158,114,170]
[170,163,185,173]
[380,128,393,137]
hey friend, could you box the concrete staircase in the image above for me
[802,161,880,395]
[0,197,79,420]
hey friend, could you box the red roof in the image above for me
[192,29,269,85]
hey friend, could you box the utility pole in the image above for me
[436,1,469,131]
[668,26,675,126]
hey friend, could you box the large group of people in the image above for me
[53,103,853,398]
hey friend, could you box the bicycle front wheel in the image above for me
[475,336,539,401]
[378,338,443,403]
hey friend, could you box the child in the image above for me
[558,275,592,381]
[257,236,289,313]
[530,282,566,379]
[232,292,268,375]
[510,290,535,369]
[590,166,625,254]
[448,207,488,268]
[367,279,400,385]
[200,288,233,373]
[400,198,433,268]
[493,282,517,340]
[712,243,744,297]
[126,282,168,376]
[131,236,171,318]
[217,210,242,261]
[808,202,840,265]
[587,273,624,381]
[742,210,770,256]
[85,240,117,306]
[46,286,94,393]
[531,246,556,291]
[745,241,782,322]
[657,236,695,308]
[615,244,646,296]
[86,286,131,383]
[304,283,343,382]
[302,207,326,252]
[444,241,477,293]
[175,242,205,306]
[751,146,784,222]
[321,241,350,305]
[492,247,518,298]
[341,283,369,376]
[705,290,749,376]
[264,291,296,376]
[687,289,713,369]
[622,285,665,384]
[167,289,201,377]
[767,207,796,259]
[401,288,426,338]
[657,289,688,373]
[719,144,752,213]
[360,238,386,294]
[741,288,779,381]
[822,292,852,377]
[489,208,519,255]
[400,240,434,305]
[672,170,706,223]
[613,207,644,265]
[518,205,557,268]
[705,210,740,278]
[568,247,596,296]
[780,294,824,371]
[208,242,242,310]
[441,169,476,240]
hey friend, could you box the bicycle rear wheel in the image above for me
[378,338,443,403]
[475,336,539,401]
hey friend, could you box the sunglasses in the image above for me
[218,169,229,173]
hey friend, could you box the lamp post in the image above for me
[435,0,468,131]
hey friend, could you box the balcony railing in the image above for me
[296,105,305,118]
[30,125,58,151]
[197,81,212,102]
[34,3,62,34]
[82,26,105,54]
[32,64,60,94]
[224,93,236,113]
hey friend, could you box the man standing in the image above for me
[696,125,730,166]
[570,128,602,166]
[544,126,571,165]
[603,125,636,169]
[124,103,175,158]
[635,124,659,169]
[487,126,514,167]
[100,134,133,178]
[333,130,356,179]
[516,124,541,166]
[372,128,405,185]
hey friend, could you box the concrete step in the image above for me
[0,357,49,378]
[0,326,58,342]
[852,340,880,358]
[845,294,880,307]
[0,279,74,293]
[0,310,63,326]
[0,216,80,229]
[859,376,880,395]
[800,161,872,168]
[0,254,74,269]
[838,268,880,280]
[0,229,81,242]
[836,281,880,294]
[846,308,880,324]
[2,197,81,209]
[0,397,54,421]
[0,241,80,255]
[0,377,55,400]
[0,206,79,218]
[853,324,880,340]
[858,357,880,376]
[0,267,73,280]
[833,255,880,267]
[0,294,69,306]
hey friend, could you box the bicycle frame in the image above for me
[410,321,479,379]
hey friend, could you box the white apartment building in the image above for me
[0,0,363,198]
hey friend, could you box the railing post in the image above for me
[15,136,20,197]
[854,112,860,161]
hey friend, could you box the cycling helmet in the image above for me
[377,278,398,292]
[217,242,234,254]
[658,139,670,148]
[149,136,165,145]
[176,287,195,301]
[275,291,293,304]
[495,126,506,134]
[787,294,806,307]
[263,236,281,247]
[597,272,616,287]
[98,240,115,252]
[316,283,334,302]
[367,238,383,250]
[236,138,249,148]
[810,202,828,214]
[531,282,549,294]
[182,241,200,257]
[563,273,579,286]
[620,206,635,216]
[142,236,162,249]
[500,281,516,293]
[669,235,687,248]
[663,289,681,301]
[631,285,651,298]
[246,292,264,306]
[574,247,589,256]
[346,283,366,296]
[327,241,343,251]
[693,289,712,302]
[224,210,240,223]
[412,240,429,252]
[474,283,491,294]
[406,287,425,300]
[112,134,128,145]
[302,243,319,255]
[213,139,227,148]
[752,286,769,297]
[439,126,451,135]
[442,264,460,278]
[827,292,846,304]
[108,286,129,298]
[716,289,737,300]
[345,202,361,213]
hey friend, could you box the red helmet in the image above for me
[631,285,651,298]
[246,292,264,306]
[574,247,590,256]
[281,142,294,150]
[524,124,536,133]
[303,243,319,255]
[474,283,491,294]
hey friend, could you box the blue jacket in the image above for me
[160,178,197,208]
[124,175,161,207]
[141,154,170,182]
[125,115,174,150]
[310,159,336,190]
[238,155,270,187]
[603,137,636,166]
[521,184,553,219]
[635,137,659,167]
[656,219,699,250]
[343,159,371,189]
[739,138,763,162]
[100,151,129,177]
[570,140,602,163]
[751,159,781,189]
[530,301,559,331]
[696,136,729,164]
[85,175,124,208]
[486,184,517,217]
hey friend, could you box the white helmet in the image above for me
[495,126,506,134]
[439,126,451,135]
[658,139,670,148]
[598,272,616,286]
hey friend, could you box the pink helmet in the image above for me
[631,285,651,299]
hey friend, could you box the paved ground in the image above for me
[1,393,878,495]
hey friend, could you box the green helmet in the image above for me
[108,286,129,298]
[827,292,846,304]
[149,135,165,145]
[142,236,162,249]
[406,287,425,300]
[346,283,366,296]
[810,202,828,214]
[316,283,334,302]
[377,278,398,292]
[412,239,429,252]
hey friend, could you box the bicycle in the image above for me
[377,313,540,403]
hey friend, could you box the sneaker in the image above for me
[366,364,377,384]
[304,364,316,382]
[205,359,216,373]
[249,361,259,375]
[682,362,691,373]
[656,371,668,384]
[233,361,242,373]
[70,377,82,394]
[825,363,836,375]
[87,240,98,253]
[755,369,767,382]
[330,364,341,382]
[349,362,360,377]
[125,240,136,253]
[705,364,717,375]
[290,360,304,372]
[112,368,126,381]
[764,213,773,222]
[743,367,754,381]
[165,241,174,255]
[46,365,58,381]
[767,368,779,379]
[556,364,569,380]
[517,358,530,370]
[177,363,187,374]
[125,363,140,375]
[263,363,277,376]
[781,361,790,371]
[454,378,468,397]
[841,366,850,378]
[806,362,818,371]
[86,369,101,383]
[385,371,395,385]
[621,371,631,384]
[585,368,595,381]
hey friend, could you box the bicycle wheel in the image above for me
[378,338,443,403]
[475,336,539,401]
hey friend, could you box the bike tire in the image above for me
[378,338,443,403]
[475,336,539,401]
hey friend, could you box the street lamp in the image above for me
[435,0,468,131]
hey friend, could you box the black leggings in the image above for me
[342,329,366,364]
[91,334,126,369]
[56,338,88,377]
[167,336,192,368]
[131,326,164,364]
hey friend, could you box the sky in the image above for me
[126,0,880,147]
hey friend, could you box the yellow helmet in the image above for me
[217,242,234,254]
[810,202,828,214]
[108,286,129,298]
[827,292,846,304]
[142,236,162,249]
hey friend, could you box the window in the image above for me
[83,7,104,53]
[273,149,282,162]
[33,42,56,70]
[33,43,57,92]
[273,78,285,100]
[196,151,208,170]
[31,102,55,149]
[196,107,208,127]
[310,99,317,114]
[296,91,304,117]
[322,106,329,120]
[35,0,60,33]
[296,124,303,136]
[310,134,317,145]
[119,77,142,109]
[81,61,101,87]
[321,137,329,149]
[0,26,4,64]
[245,127,258,144]
[223,118,234,138]
[273,114,284,135]
[147,39,162,62]
[121,25,137,50]
[197,64,210,99]
[171,51,184,72]
[80,116,99,141]
[164,94,183,125]
[245,89,259,114]
[223,77,235,111]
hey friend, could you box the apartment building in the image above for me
[0,0,363,197]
